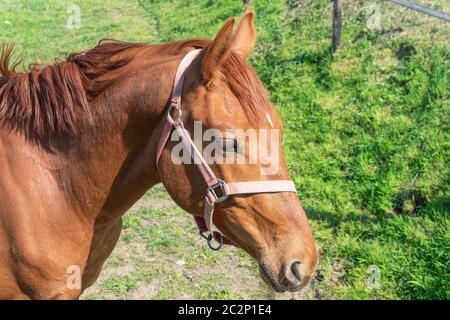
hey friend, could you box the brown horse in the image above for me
[0,12,318,299]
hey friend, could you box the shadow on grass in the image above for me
[305,195,449,236]
[305,207,385,236]
[295,46,334,89]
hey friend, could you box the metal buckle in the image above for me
[208,180,229,203]
[168,102,183,122]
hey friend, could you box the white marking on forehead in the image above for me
[265,112,274,128]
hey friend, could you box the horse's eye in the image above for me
[223,138,240,153]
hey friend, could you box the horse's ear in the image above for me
[230,12,256,61]
[203,18,235,81]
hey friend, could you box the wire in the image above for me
[387,0,450,22]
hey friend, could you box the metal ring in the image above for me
[207,232,224,251]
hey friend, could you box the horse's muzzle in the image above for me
[259,259,314,293]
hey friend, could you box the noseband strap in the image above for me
[156,49,297,249]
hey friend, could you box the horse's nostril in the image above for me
[291,261,302,282]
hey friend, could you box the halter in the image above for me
[156,49,297,250]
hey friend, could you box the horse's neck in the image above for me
[62,52,179,222]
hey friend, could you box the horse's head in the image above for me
[157,13,318,292]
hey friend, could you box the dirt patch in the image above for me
[132,281,161,300]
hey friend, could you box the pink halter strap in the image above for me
[156,49,297,250]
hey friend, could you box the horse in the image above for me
[0,12,318,299]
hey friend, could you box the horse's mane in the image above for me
[0,41,145,139]
[0,39,269,141]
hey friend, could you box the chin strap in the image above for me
[156,49,297,250]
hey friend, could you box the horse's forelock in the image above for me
[222,51,271,127]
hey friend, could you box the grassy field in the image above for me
[0,0,448,299]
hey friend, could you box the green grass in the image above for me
[1,0,449,299]
[0,0,154,65]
